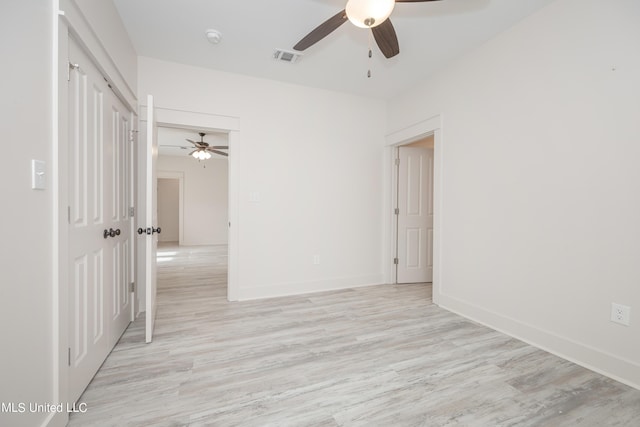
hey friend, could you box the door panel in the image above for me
[68,37,132,403]
[406,227,421,267]
[396,146,434,284]
[68,38,111,403]
[145,95,158,344]
[110,94,132,343]
[92,249,104,341]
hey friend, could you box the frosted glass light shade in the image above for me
[192,150,212,160]
[345,0,395,28]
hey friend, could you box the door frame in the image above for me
[139,106,240,302]
[383,115,443,304]
[157,172,185,246]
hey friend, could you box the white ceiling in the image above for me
[158,127,228,159]
[112,0,555,100]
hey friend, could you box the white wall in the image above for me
[388,0,640,387]
[0,2,54,426]
[139,59,387,299]
[158,155,229,245]
[157,178,180,242]
[75,0,137,92]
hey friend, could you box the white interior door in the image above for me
[67,37,132,403]
[67,37,111,403]
[396,146,434,284]
[144,95,158,343]
[109,90,133,344]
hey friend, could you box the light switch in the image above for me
[32,160,46,190]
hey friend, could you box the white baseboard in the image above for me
[237,274,386,301]
[437,293,640,391]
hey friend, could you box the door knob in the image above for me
[104,228,120,238]
[137,227,158,235]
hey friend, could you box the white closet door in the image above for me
[108,90,133,345]
[67,37,132,403]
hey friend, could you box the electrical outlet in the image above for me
[611,303,631,326]
[313,255,320,265]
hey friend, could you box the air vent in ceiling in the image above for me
[273,49,302,63]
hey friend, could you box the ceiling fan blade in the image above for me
[187,139,205,148]
[372,18,399,59]
[209,146,229,149]
[188,149,197,156]
[206,149,228,157]
[293,9,348,51]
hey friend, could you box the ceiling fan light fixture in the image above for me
[345,0,395,28]
[192,150,211,160]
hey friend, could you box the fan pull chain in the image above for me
[367,30,373,78]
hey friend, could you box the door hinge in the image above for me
[129,207,135,217]
[128,129,139,143]
[394,208,399,215]
[68,348,71,366]
[393,258,399,265]
[68,62,79,82]
[130,282,135,293]
[395,158,400,166]
[67,206,71,224]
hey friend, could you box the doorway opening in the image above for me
[137,105,240,313]
[157,176,181,245]
[154,126,229,287]
[384,116,442,304]
[156,126,229,266]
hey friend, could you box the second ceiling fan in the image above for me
[293,0,442,59]
[187,132,228,160]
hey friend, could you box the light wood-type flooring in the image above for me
[69,244,640,426]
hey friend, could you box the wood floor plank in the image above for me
[69,244,640,426]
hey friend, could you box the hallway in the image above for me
[68,245,640,426]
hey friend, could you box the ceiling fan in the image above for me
[187,132,228,160]
[293,0,441,59]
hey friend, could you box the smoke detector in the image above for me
[205,29,222,44]
[273,49,302,63]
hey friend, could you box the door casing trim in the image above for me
[383,115,443,304]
